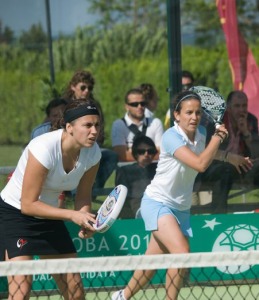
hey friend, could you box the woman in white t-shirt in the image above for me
[0,99,102,299]
[112,90,252,300]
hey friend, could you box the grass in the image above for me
[18,284,259,300]
[0,145,22,166]
[0,145,22,191]
[228,188,259,205]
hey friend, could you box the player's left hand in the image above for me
[78,227,95,239]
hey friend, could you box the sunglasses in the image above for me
[80,85,89,92]
[137,148,157,155]
[127,101,147,107]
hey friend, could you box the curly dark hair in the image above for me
[139,83,157,102]
[62,70,95,100]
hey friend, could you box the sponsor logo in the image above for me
[17,238,28,249]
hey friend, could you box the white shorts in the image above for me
[141,193,193,237]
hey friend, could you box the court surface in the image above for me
[27,284,259,300]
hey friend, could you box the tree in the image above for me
[0,20,14,44]
[19,23,47,52]
[181,0,259,47]
[88,0,166,32]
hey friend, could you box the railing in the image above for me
[1,166,258,214]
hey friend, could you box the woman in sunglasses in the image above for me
[112,90,231,300]
[115,136,157,219]
[62,70,95,101]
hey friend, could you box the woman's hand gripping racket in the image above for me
[92,185,128,233]
[189,86,226,129]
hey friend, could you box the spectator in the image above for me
[221,90,259,190]
[111,87,164,162]
[31,98,67,139]
[138,83,159,118]
[62,70,118,191]
[62,70,95,101]
[164,70,195,129]
[222,90,258,156]
[115,136,157,219]
[193,90,257,213]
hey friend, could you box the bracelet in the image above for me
[213,133,224,143]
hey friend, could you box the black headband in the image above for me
[64,105,99,123]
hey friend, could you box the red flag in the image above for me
[216,0,259,122]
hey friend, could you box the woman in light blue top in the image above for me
[112,90,252,300]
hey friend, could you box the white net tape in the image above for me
[1,250,259,276]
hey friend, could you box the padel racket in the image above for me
[189,86,226,128]
[93,184,128,233]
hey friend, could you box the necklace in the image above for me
[63,150,80,172]
[73,153,79,169]
[70,151,80,169]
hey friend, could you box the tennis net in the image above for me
[0,250,259,299]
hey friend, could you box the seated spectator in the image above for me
[62,70,118,191]
[193,90,258,213]
[111,87,164,162]
[221,90,259,188]
[222,90,258,156]
[31,98,67,139]
[138,83,159,118]
[115,136,157,219]
[62,69,95,102]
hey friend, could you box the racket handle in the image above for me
[88,213,97,227]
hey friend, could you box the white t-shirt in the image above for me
[145,122,206,211]
[111,113,164,149]
[1,129,101,209]
[144,108,154,118]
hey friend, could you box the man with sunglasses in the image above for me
[115,136,158,219]
[111,88,164,162]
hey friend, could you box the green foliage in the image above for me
[181,0,259,46]
[89,0,166,31]
[19,23,48,52]
[0,20,14,44]
[0,71,48,144]
[1,36,258,146]
[93,50,169,146]
[53,26,100,71]
[0,17,259,147]
[92,24,167,64]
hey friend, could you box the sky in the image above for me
[0,0,99,37]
